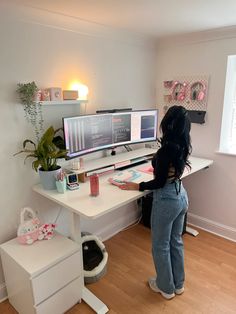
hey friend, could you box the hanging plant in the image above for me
[17,81,44,142]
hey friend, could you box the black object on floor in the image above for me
[141,193,153,228]
[83,240,103,271]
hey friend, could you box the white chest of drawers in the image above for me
[0,233,83,314]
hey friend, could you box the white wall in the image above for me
[156,28,236,241]
[2,1,236,302]
[0,2,156,297]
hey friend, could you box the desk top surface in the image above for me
[33,150,213,219]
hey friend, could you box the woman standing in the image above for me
[120,105,192,300]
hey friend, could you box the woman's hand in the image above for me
[119,182,139,191]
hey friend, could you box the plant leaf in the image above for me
[23,139,36,149]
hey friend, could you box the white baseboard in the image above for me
[187,213,236,242]
[0,283,7,303]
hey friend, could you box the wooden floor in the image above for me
[1,224,236,314]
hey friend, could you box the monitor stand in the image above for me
[124,145,132,152]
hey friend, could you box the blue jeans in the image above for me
[151,180,188,294]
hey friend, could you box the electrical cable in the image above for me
[120,200,143,232]
[54,207,62,224]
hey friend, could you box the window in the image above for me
[219,55,236,155]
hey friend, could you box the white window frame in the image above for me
[219,55,236,155]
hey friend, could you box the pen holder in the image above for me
[56,178,67,194]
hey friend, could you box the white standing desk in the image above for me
[33,148,213,313]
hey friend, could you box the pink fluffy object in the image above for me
[38,223,56,240]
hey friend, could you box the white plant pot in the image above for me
[39,166,61,190]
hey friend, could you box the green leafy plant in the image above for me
[17,81,44,142]
[14,126,68,172]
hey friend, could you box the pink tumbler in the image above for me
[90,173,99,196]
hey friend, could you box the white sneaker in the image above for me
[148,277,175,300]
[175,287,184,295]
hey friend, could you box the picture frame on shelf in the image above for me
[47,87,62,101]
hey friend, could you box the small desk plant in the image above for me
[14,126,68,190]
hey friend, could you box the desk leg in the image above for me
[69,212,109,314]
[82,287,109,314]
[186,226,199,237]
[183,213,199,237]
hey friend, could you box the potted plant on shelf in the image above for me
[16,81,44,142]
[14,126,68,190]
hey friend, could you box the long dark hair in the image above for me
[160,105,192,177]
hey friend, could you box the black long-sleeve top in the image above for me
[139,143,185,191]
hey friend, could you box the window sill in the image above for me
[215,150,236,157]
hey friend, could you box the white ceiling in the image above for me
[18,0,236,38]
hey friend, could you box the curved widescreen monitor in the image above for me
[63,109,158,159]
